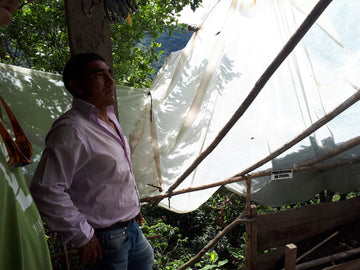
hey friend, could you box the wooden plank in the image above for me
[284,244,297,270]
[256,198,360,251]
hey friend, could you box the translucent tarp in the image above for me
[1,0,360,213]
[135,0,360,212]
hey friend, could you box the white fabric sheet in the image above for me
[1,0,360,213]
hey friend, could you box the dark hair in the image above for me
[62,53,105,96]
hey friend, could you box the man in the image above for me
[0,0,52,269]
[30,53,154,269]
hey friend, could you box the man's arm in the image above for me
[135,211,144,226]
[30,125,93,247]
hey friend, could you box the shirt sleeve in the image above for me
[30,124,93,248]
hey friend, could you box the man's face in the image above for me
[79,60,116,111]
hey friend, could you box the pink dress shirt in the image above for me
[30,98,140,247]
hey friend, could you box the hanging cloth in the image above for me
[0,96,32,168]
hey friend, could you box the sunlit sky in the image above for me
[178,0,216,24]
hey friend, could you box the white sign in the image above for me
[271,169,293,181]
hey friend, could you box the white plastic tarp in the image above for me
[1,0,360,214]
[136,0,360,212]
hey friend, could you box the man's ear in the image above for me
[69,80,83,96]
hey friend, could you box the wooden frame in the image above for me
[244,197,360,269]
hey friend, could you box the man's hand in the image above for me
[135,211,144,226]
[79,234,103,266]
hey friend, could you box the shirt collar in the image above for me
[72,97,116,121]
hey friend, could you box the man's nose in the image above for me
[105,71,115,84]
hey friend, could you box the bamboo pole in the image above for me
[245,176,252,215]
[142,157,360,203]
[177,212,246,270]
[296,231,339,263]
[145,90,360,205]
[296,247,360,270]
[297,136,360,167]
[158,0,334,203]
[323,258,360,270]
[315,157,360,173]
[232,90,360,179]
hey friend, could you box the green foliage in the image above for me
[141,218,192,269]
[0,0,69,73]
[110,0,199,87]
[194,250,228,270]
[141,187,247,269]
[141,216,233,270]
[228,232,246,266]
[0,0,201,88]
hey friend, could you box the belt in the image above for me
[95,219,134,232]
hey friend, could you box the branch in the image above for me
[177,212,246,270]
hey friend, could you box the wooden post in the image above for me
[284,244,297,270]
[245,205,257,269]
[64,0,113,66]
[245,177,252,215]
[64,0,118,114]
[245,177,257,270]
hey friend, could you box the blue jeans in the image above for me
[85,220,154,270]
